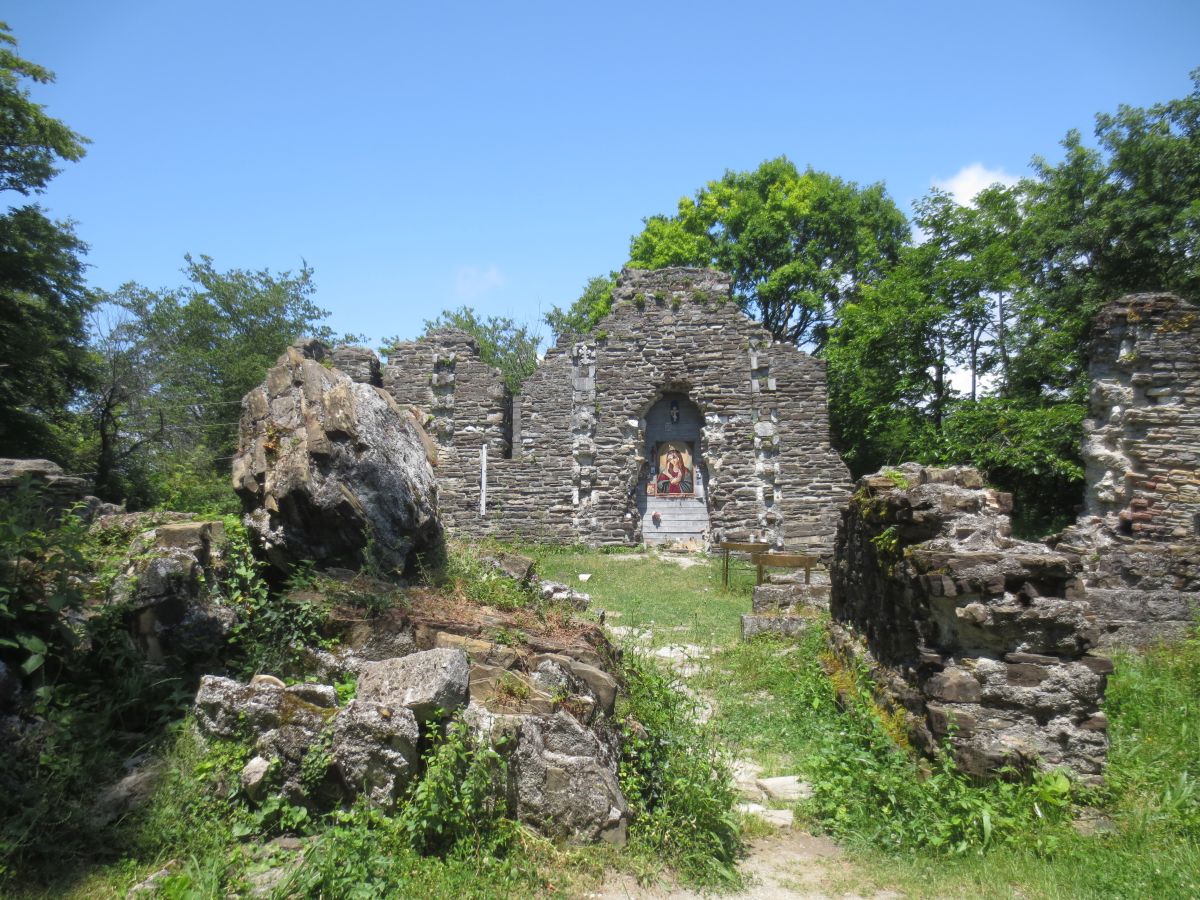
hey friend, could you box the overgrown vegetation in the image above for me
[0,478,89,697]
[0,492,338,887]
[221,518,333,677]
[617,651,743,887]
[3,511,756,896]
[699,627,1200,897]
[540,546,1198,896]
[0,489,192,884]
[440,542,540,611]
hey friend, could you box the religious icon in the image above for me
[652,441,694,496]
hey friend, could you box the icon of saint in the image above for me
[655,446,693,495]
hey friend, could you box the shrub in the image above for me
[285,714,528,896]
[440,543,538,612]
[617,651,742,887]
[221,517,331,676]
[0,477,89,701]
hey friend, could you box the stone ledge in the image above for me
[741,614,812,640]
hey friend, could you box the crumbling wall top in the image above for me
[831,463,1107,781]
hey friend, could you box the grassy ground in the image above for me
[533,546,1200,899]
[8,535,1197,898]
[529,546,756,648]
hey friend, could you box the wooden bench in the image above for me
[751,551,820,586]
[717,541,770,588]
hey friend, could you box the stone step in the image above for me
[741,614,812,640]
[756,775,813,802]
[752,582,831,613]
[737,803,795,830]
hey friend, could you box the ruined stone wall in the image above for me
[831,464,1108,782]
[1057,292,1200,647]
[382,330,512,533]
[330,345,382,387]
[379,268,851,550]
[576,268,850,549]
[1083,292,1200,538]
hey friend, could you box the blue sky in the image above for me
[7,1,1199,348]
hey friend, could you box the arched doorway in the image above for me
[637,392,710,549]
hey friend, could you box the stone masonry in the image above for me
[382,267,851,551]
[831,464,1109,782]
[1053,292,1200,646]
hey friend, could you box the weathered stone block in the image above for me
[357,648,470,723]
[741,614,810,640]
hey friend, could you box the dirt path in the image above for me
[599,606,897,900]
[590,831,894,900]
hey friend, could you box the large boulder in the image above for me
[231,340,440,576]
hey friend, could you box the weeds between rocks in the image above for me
[9,521,1198,899]
[698,626,1200,898]
[2,516,749,896]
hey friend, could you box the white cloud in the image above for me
[452,265,506,301]
[933,163,1019,206]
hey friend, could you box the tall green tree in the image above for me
[0,22,93,459]
[823,261,946,475]
[911,186,1026,404]
[826,73,1200,532]
[627,157,909,348]
[1010,68,1200,400]
[89,255,333,507]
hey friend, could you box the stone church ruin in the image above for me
[383,267,852,552]
[1,276,1196,850]
[217,278,1198,791]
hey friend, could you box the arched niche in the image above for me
[636,391,710,549]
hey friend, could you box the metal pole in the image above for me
[479,444,487,516]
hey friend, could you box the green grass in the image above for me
[526,545,1199,898]
[11,533,1198,899]
[694,626,834,776]
[698,625,1200,898]
[615,650,743,888]
[528,546,756,648]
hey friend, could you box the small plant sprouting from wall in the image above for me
[870,525,902,574]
